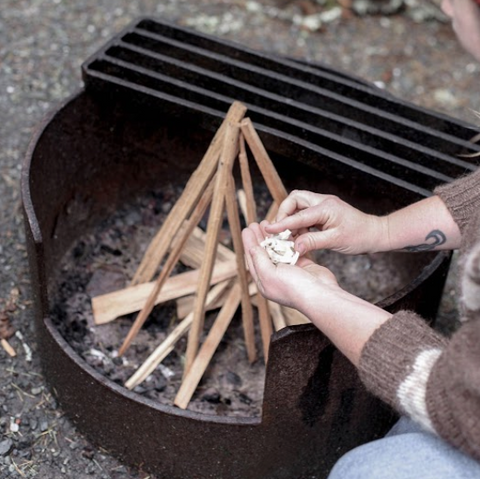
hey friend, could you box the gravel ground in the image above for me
[1,1,479,478]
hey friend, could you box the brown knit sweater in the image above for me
[359,167,480,461]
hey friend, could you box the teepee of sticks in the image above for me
[91,101,310,409]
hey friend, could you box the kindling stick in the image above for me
[175,281,242,409]
[238,133,257,224]
[131,101,247,286]
[92,260,237,325]
[177,281,258,319]
[238,123,286,362]
[238,131,278,361]
[175,226,235,269]
[269,301,287,331]
[1,338,16,357]
[184,122,241,374]
[266,202,279,223]
[281,306,311,326]
[125,279,233,390]
[224,173,256,363]
[237,189,248,224]
[256,293,272,361]
[240,118,288,206]
[118,179,216,356]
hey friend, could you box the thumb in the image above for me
[295,230,335,254]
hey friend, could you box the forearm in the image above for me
[299,287,392,366]
[379,195,461,252]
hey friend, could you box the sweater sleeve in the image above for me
[358,311,448,433]
[435,167,480,235]
[359,311,480,461]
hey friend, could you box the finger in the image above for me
[273,190,313,222]
[258,220,272,238]
[249,222,267,245]
[295,229,336,254]
[242,226,258,251]
[249,244,277,286]
[265,207,324,236]
[295,256,316,268]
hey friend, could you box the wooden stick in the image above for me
[224,173,256,363]
[1,338,16,357]
[253,201,279,361]
[239,127,280,361]
[237,189,248,224]
[176,226,235,269]
[131,101,247,285]
[125,280,233,390]
[118,179,216,356]
[92,260,237,325]
[177,289,226,319]
[238,133,257,224]
[266,201,279,223]
[269,301,287,331]
[256,293,273,361]
[282,306,311,326]
[184,122,241,373]
[240,118,288,205]
[174,281,242,409]
[177,281,258,319]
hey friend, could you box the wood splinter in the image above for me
[1,338,16,357]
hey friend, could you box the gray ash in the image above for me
[49,183,413,418]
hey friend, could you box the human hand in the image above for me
[242,221,393,365]
[264,190,385,256]
[242,222,341,311]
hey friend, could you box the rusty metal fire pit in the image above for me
[22,18,480,479]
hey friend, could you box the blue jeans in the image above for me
[328,417,480,479]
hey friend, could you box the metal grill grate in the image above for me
[83,18,480,200]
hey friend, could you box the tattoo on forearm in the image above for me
[404,229,447,252]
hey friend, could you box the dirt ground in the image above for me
[1,1,480,478]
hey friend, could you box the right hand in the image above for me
[264,190,386,256]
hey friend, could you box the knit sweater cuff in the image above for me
[359,310,448,427]
[435,168,480,234]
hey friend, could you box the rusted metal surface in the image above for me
[22,19,467,478]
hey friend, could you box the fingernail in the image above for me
[296,243,305,255]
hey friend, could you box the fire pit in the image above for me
[22,18,479,479]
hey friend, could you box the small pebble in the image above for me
[0,439,13,457]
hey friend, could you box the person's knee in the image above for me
[328,443,386,479]
[327,431,480,479]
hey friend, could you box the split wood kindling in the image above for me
[91,100,305,409]
[1,338,16,357]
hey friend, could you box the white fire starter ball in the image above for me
[260,229,300,265]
